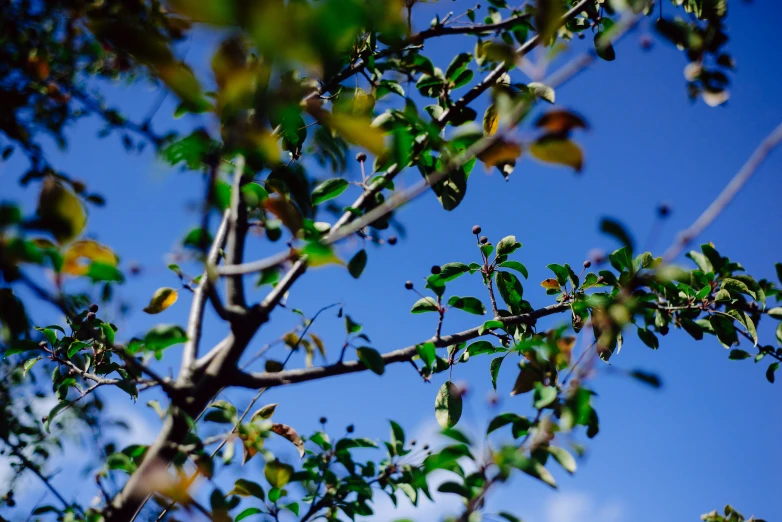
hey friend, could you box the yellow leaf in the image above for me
[37,178,87,244]
[62,240,118,276]
[477,139,522,169]
[143,287,178,314]
[483,104,499,136]
[529,136,583,172]
[327,113,385,155]
[541,278,560,289]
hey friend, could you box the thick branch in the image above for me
[225,156,248,308]
[234,302,569,389]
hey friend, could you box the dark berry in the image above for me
[319,416,327,424]
[89,303,99,313]
[388,236,397,245]
[657,203,671,217]
[356,152,367,162]
[346,424,354,433]
[472,225,481,235]
[583,260,591,269]
[86,311,96,321]
[479,236,488,244]
[430,265,441,275]
[405,281,414,290]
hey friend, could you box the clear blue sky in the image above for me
[2,1,781,520]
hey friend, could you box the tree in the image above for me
[0,0,778,521]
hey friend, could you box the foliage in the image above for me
[0,0,775,521]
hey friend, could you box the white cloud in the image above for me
[545,491,623,522]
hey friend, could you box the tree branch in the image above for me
[234,302,569,389]
[224,156,248,309]
[180,211,231,376]
[662,121,782,262]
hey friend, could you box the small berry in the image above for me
[39,340,47,348]
[423,444,430,451]
[346,424,355,433]
[479,236,488,244]
[86,311,96,321]
[472,225,481,235]
[89,303,99,313]
[410,439,417,446]
[430,265,441,275]
[388,236,398,245]
[639,35,654,50]
[583,260,591,269]
[319,416,327,424]
[657,203,671,218]
[356,152,367,163]
[405,281,414,290]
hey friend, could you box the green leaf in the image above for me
[487,413,524,435]
[416,342,436,368]
[230,479,265,500]
[435,381,463,428]
[546,264,569,285]
[548,446,577,474]
[144,325,188,351]
[728,349,751,360]
[447,296,486,315]
[264,460,294,488]
[4,339,40,357]
[600,218,634,252]
[495,271,524,313]
[347,249,367,279]
[235,508,263,522]
[311,178,349,205]
[528,82,555,103]
[479,320,503,335]
[466,341,496,356]
[629,370,662,388]
[767,362,779,383]
[356,347,385,375]
[498,260,528,279]
[490,356,504,390]
[721,278,756,299]
[594,32,616,61]
[709,315,738,347]
[445,53,473,82]
[437,262,471,282]
[496,236,521,257]
[411,297,439,314]
[637,328,659,349]
[533,385,558,409]
[344,314,362,334]
[45,401,70,433]
[767,307,782,319]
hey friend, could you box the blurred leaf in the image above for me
[356,347,385,375]
[347,249,368,279]
[311,178,349,205]
[264,460,293,488]
[35,178,86,244]
[529,136,583,172]
[143,287,178,314]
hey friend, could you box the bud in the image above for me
[471,225,481,235]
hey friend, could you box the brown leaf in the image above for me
[251,403,278,422]
[541,278,560,289]
[510,365,541,396]
[272,423,305,459]
[477,139,523,169]
[264,197,303,236]
[535,110,588,134]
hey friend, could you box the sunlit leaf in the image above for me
[142,287,178,314]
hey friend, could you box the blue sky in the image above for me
[2,1,781,521]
